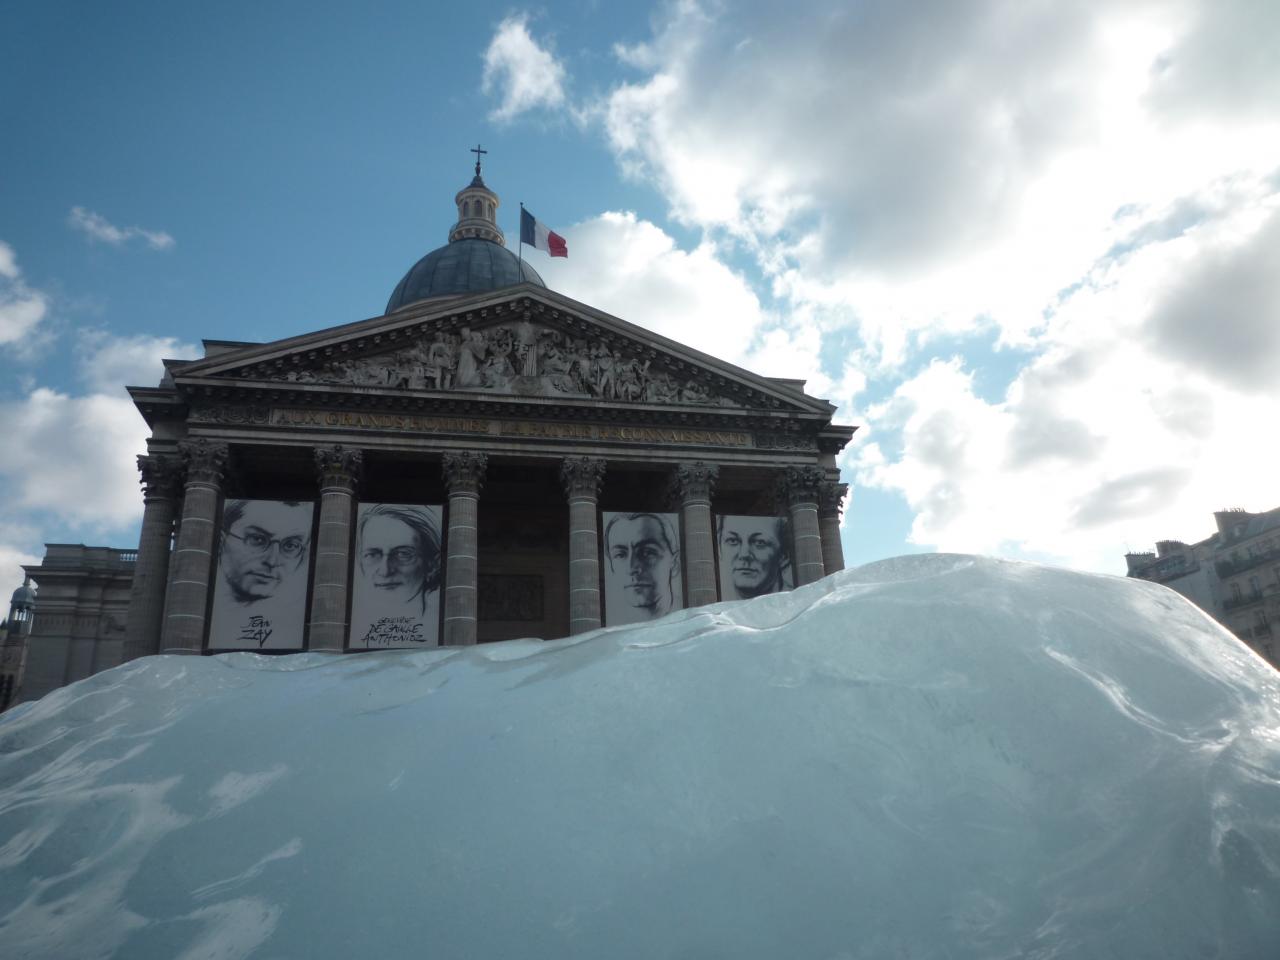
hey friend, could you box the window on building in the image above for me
[1249,575,1262,598]
[1231,582,1243,601]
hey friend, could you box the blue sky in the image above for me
[3,0,1279,605]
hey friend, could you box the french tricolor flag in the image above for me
[519,207,568,258]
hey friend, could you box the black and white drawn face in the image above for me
[349,504,444,648]
[717,515,793,600]
[603,512,683,625]
[360,512,429,609]
[208,499,314,651]
[219,500,312,604]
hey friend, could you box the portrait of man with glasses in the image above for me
[348,503,444,648]
[208,499,315,650]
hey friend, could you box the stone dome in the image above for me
[385,158,547,313]
[386,238,545,313]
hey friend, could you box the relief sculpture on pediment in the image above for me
[270,321,730,405]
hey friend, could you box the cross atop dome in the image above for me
[470,143,487,184]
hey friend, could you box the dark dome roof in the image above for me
[386,238,545,313]
[10,583,34,607]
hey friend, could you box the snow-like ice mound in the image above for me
[3,555,1279,959]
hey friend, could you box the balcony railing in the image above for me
[1216,546,1280,579]
[1224,591,1267,612]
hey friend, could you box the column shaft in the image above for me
[562,457,606,635]
[671,462,720,607]
[442,453,487,646]
[819,515,845,574]
[818,482,849,575]
[162,439,228,654]
[122,454,181,661]
[789,503,825,585]
[779,466,826,587]
[307,446,363,652]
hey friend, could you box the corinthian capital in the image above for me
[442,451,488,496]
[177,438,229,486]
[560,456,606,500]
[818,481,849,519]
[776,465,824,508]
[136,453,182,501]
[669,461,719,505]
[314,445,364,491]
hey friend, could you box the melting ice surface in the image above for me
[3,555,1280,959]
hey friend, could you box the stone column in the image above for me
[818,481,849,575]
[308,445,364,652]
[670,461,720,607]
[441,452,487,646]
[561,456,606,635]
[779,465,826,586]
[162,439,229,654]
[123,454,183,662]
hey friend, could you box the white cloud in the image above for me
[1145,205,1280,391]
[534,211,780,370]
[0,333,195,601]
[594,0,1280,351]
[853,197,1280,572]
[0,240,48,348]
[482,15,567,123]
[69,206,174,251]
[76,331,197,394]
[583,0,1280,571]
[0,388,149,530]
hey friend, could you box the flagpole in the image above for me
[518,201,524,271]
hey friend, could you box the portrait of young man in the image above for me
[208,499,315,650]
[602,511,684,626]
[349,503,444,648]
[716,515,794,601]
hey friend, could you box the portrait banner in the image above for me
[349,503,444,649]
[208,499,315,650]
[716,515,794,602]
[602,511,684,626]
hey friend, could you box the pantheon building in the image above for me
[9,163,855,701]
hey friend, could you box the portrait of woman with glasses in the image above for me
[208,498,315,650]
[348,503,444,649]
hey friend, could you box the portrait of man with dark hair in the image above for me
[208,499,315,650]
[602,511,683,626]
[716,515,794,601]
[349,503,444,648]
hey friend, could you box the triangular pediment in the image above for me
[167,285,832,415]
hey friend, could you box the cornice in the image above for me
[177,382,833,434]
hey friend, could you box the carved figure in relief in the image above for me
[540,337,569,376]
[567,339,591,393]
[424,332,454,389]
[393,347,421,389]
[258,318,735,405]
[681,379,710,404]
[485,327,517,387]
[515,319,538,376]
[596,348,616,398]
[455,326,485,387]
[616,356,645,402]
